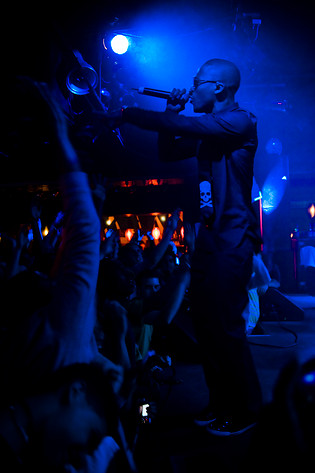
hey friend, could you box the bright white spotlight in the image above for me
[110,35,129,55]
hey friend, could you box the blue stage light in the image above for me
[110,35,129,55]
[303,372,315,384]
[265,137,283,156]
[262,161,287,214]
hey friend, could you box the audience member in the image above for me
[244,357,315,472]
[0,362,120,472]
[154,244,178,286]
[0,79,129,472]
[1,225,31,281]
[100,229,120,261]
[127,246,192,361]
[118,210,181,276]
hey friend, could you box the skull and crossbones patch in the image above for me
[199,180,213,208]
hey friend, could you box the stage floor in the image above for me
[134,293,315,472]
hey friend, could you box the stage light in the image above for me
[110,34,129,54]
[66,50,98,96]
[307,204,315,234]
[101,88,111,98]
[180,226,185,240]
[125,229,133,241]
[152,227,161,240]
[265,137,282,156]
[307,203,315,219]
[302,372,315,384]
[262,162,287,214]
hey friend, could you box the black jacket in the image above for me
[123,103,261,251]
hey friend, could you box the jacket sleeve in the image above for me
[123,107,254,140]
[123,107,255,162]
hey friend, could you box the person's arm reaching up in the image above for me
[37,84,100,343]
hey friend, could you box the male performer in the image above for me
[107,58,263,435]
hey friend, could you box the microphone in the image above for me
[132,87,171,99]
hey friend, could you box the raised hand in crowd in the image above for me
[4,225,30,280]
[100,229,120,261]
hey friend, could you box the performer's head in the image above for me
[190,59,240,113]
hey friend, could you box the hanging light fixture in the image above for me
[152,227,161,240]
[66,50,98,96]
[125,229,133,242]
[307,203,315,220]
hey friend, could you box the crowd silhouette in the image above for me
[0,78,195,472]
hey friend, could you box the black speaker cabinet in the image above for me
[260,287,304,321]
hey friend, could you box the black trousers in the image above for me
[190,236,262,421]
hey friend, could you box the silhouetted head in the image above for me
[190,58,240,113]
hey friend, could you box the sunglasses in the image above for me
[192,78,223,91]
